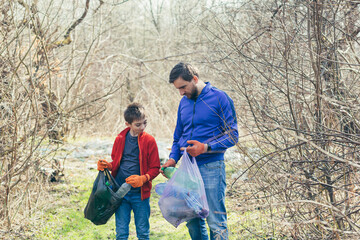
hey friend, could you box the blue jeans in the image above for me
[115,191,150,240]
[186,160,228,240]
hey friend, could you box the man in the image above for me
[161,62,238,240]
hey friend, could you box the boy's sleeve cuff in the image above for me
[145,174,150,181]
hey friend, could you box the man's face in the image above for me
[173,77,198,100]
[126,118,147,136]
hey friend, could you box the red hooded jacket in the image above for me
[110,128,160,200]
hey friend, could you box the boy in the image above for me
[97,103,160,240]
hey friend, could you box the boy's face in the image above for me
[126,118,147,136]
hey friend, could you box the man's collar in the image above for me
[198,82,211,97]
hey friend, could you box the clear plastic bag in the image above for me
[157,149,209,227]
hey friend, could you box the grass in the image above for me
[34,159,190,240]
[34,167,117,240]
[31,143,282,240]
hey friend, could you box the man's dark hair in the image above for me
[124,102,146,124]
[169,62,199,83]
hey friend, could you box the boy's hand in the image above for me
[97,159,112,171]
[186,140,207,157]
[126,174,150,188]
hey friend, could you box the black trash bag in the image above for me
[84,169,122,225]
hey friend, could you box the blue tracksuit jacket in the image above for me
[170,82,238,165]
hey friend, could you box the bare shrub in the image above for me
[0,0,124,235]
[197,1,360,238]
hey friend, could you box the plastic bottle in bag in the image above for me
[105,181,113,190]
[116,182,131,198]
[99,181,112,201]
[184,192,209,218]
[155,182,167,195]
[162,167,177,179]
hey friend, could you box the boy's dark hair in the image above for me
[169,62,199,83]
[124,103,146,124]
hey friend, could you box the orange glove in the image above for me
[186,140,206,157]
[97,159,112,171]
[126,174,150,188]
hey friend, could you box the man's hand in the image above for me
[160,159,176,177]
[126,174,150,188]
[186,140,207,157]
[97,159,112,171]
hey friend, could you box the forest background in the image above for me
[1,0,360,239]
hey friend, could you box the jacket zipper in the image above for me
[138,134,143,200]
[189,99,196,140]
